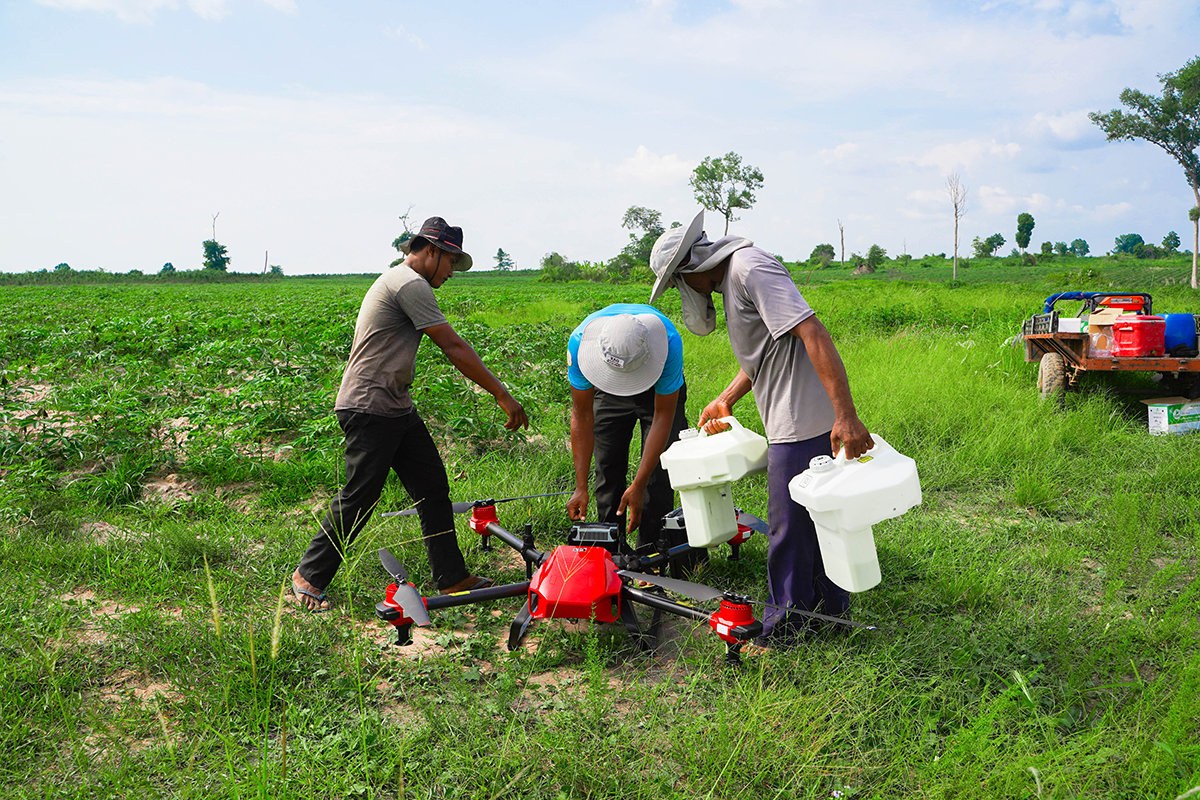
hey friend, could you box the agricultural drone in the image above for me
[375,497,874,665]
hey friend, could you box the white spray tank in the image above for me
[787,434,921,592]
[659,416,768,548]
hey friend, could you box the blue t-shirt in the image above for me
[567,303,685,394]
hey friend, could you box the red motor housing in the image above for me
[527,546,621,622]
[709,597,756,644]
[729,520,755,547]
[470,502,498,534]
[381,582,426,627]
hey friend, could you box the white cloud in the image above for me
[1095,201,1134,219]
[615,146,693,185]
[34,0,176,23]
[384,25,427,50]
[979,185,1019,214]
[818,143,859,164]
[1028,109,1094,141]
[906,139,1022,175]
[186,0,226,21]
[33,0,294,22]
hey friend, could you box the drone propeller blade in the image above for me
[377,548,431,626]
[380,491,571,518]
[621,567,876,631]
[747,598,878,631]
[617,570,724,603]
[380,501,474,518]
[735,510,769,535]
[378,547,410,582]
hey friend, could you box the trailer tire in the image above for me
[1038,352,1067,400]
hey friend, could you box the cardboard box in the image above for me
[1142,396,1200,435]
[1086,308,1129,358]
[1058,317,1086,333]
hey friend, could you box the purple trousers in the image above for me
[761,432,849,641]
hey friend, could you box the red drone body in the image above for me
[527,545,622,623]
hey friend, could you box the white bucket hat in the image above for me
[649,210,705,303]
[576,313,668,395]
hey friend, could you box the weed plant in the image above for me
[0,271,1197,798]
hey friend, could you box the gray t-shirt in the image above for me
[718,247,836,443]
[334,266,448,416]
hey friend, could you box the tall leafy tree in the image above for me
[1015,213,1035,253]
[620,206,665,263]
[689,152,764,235]
[1163,230,1181,252]
[1070,238,1090,257]
[494,248,514,271]
[202,240,230,272]
[1090,56,1200,289]
[809,243,836,264]
[1114,233,1145,254]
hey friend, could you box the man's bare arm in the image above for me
[423,322,528,431]
[792,316,872,458]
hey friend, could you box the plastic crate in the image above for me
[1022,311,1059,336]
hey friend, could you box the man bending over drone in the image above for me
[291,217,527,611]
[649,211,873,647]
[565,303,704,576]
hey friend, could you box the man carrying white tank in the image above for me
[649,211,873,647]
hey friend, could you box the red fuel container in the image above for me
[1112,315,1165,357]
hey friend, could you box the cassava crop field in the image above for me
[1,262,1198,799]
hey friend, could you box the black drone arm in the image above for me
[485,522,546,567]
[425,581,532,612]
[620,585,763,642]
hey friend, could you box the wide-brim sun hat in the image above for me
[576,313,669,396]
[648,209,705,302]
[398,216,474,271]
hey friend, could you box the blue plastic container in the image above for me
[1164,313,1198,351]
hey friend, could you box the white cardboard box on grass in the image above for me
[1142,396,1200,435]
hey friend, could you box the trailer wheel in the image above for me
[1038,352,1067,400]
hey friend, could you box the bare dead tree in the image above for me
[945,174,967,281]
[838,219,845,266]
[212,212,219,241]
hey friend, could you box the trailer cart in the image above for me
[1021,292,1200,401]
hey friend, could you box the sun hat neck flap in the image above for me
[576,313,669,396]
[649,210,705,302]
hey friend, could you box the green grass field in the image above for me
[1,268,1198,799]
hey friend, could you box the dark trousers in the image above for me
[761,433,849,641]
[592,383,705,574]
[297,410,469,591]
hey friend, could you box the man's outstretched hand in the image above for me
[498,394,528,431]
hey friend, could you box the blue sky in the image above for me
[1,0,1198,274]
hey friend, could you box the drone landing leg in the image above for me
[507,604,534,652]
[724,641,743,667]
[619,600,655,652]
[393,623,413,647]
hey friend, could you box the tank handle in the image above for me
[698,415,745,438]
[833,433,879,464]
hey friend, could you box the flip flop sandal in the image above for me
[291,581,330,612]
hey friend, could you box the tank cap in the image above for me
[808,455,835,473]
[678,428,700,440]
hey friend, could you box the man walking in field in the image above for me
[649,211,873,646]
[291,217,527,611]
[565,304,704,575]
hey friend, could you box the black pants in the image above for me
[592,383,706,575]
[297,409,469,591]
